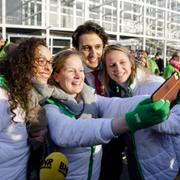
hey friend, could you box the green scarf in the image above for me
[0,75,8,90]
[46,98,96,180]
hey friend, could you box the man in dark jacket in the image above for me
[155,52,164,76]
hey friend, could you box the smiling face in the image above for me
[78,33,103,70]
[33,45,53,84]
[105,50,132,84]
[53,54,85,98]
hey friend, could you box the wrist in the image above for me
[111,117,128,135]
[125,112,136,133]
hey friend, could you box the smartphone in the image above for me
[151,72,180,107]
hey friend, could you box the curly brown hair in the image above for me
[72,21,109,50]
[0,37,47,121]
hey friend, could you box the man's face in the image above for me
[78,33,104,70]
[0,38,4,48]
[155,55,160,60]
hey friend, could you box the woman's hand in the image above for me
[125,98,170,133]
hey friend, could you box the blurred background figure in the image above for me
[4,42,17,55]
[135,49,149,68]
[0,35,9,61]
[136,50,159,75]
[153,52,164,76]
[164,51,180,79]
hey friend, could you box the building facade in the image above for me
[0,0,180,62]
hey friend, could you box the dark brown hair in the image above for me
[72,21,109,50]
[0,37,47,121]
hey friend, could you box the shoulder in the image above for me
[133,72,164,95]
[44,104,60,115]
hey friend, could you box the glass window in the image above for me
[124,2,132,11]
[53,39,71,46]
[61,15,73,28]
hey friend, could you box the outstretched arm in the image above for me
[96,95,170,133]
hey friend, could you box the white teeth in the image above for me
[114,73,123,77]
[72,82,81,85]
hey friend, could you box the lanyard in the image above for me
[46,98,95,180]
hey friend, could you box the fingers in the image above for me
[163,100,170,114]
[152,99,170,111]
[151,99,170,122]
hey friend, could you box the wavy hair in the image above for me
[72,21,109,50]
[0,38,47,121]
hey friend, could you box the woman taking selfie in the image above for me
[102,44,180,180]
[40,48,170,180]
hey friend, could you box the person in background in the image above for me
[0,35,9,60]
[102,44,180,180]
[164,51,180,79]
[136,49,159,75]
[72,20,108,95]
[136,49,149,68]
[154,52,164,76]
[42,48,170,180]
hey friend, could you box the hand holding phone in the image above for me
[151,72,180,108]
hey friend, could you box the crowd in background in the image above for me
[0,21,180,180]
[133,48,180,79]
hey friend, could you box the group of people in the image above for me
[135,48,180,79]
[0,21,179,180]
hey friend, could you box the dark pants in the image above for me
[99,132,142,180]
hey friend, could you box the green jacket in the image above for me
[163,64,174,79]
[148,58,159,74]
[0,75,8,90]
[0,40,8,61]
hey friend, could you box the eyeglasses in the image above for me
[35,56,54,66]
